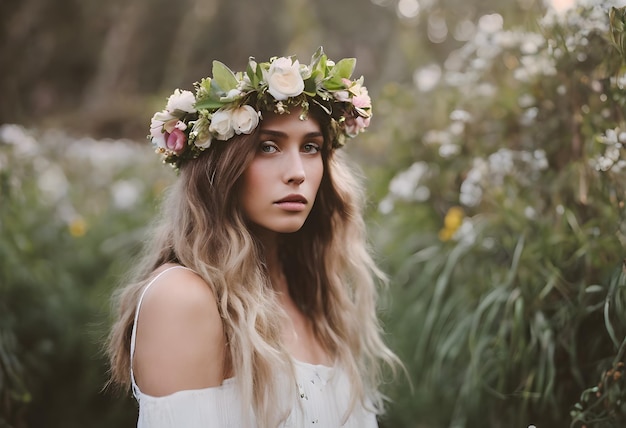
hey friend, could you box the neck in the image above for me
[254,227,289,295]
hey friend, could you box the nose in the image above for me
[284,151,305,185]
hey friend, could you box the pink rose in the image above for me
[352,90,371,109]
[166,128,186,153]
[337,78,372,109]
[344,115,371,137]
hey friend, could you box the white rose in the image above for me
[150,110,176,148]
[165,89,197,113]
[264,57,305,101]
[209,109,235,140]
[231,105,260,135]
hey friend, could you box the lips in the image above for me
[274,194,308,212]
[275,194,308,204]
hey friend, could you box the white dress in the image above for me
[130,266,379,428]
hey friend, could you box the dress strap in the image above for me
[130,265,191,397]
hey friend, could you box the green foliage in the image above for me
[610,6,626,59]
[570,271,626,427]
[372,2,626,427]
[0,126,173,427]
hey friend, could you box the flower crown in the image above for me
[149,47,372,168]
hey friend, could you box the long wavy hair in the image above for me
[106,106,400,427]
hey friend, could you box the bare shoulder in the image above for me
[133,265,226,396]
[142,265,218,311]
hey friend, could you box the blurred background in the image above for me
[2,0,626,426]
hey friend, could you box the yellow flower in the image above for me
[438,228,454,241]
[444,206,464,230]
[69,217,87,237]
[439,206,464,241]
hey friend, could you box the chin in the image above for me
[258,217,308,234]
[272,222,307,234]
[248,213,311,235]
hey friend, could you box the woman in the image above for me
[107,48,399,427]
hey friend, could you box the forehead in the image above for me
[259,108,322,134]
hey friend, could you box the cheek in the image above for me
[240,162,265,213]
[242,160,265,194]
[311,158,324,190]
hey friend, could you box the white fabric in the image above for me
[130,266,378,428]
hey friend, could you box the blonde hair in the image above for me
[107,107,399,427]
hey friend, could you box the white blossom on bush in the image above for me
[380,161,432,213]
[111,179,144,210]
[459,149,549,207]
[592,128,626,172]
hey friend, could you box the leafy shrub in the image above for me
[0,125,173,427]
[373,2,626,427]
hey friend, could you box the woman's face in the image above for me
[240,108,324,235]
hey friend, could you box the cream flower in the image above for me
[194,137,212,149]
[165,89,197,113]
[190,117,212,149]
[265,57,305,101]
[150,110,177,148]
[231,105,260,135]
[209,109,235,140]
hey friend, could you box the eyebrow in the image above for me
[259,129,324,139]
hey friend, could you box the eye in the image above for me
[302,143,321,154]
[260,141,278,153]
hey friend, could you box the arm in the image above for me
[132,266,226,396]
